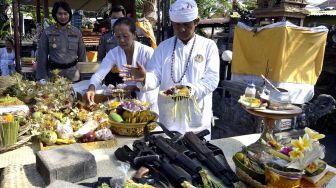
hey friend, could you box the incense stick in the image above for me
[261,74,281,92]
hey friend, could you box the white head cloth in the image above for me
[169,0,198,23]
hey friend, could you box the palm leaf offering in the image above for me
[160,86,200,121]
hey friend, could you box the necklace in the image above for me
[170,35,196,84]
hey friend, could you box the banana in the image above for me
[56,138,76,145]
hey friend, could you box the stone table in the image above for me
[1,134,335,188]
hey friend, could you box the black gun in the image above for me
[115,140,192,188]
[144,122,238,187]
[183,131,239,187]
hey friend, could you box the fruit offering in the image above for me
[27,71,114,146]
[108,99,156,124]
[161,85,191,98]
[238,96,267,109]
[103,83,130,98]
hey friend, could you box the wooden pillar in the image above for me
[44,0,49,19]
[157,0,161,42]
[36,0,41,24]
[12,0,21,72]
[129,0,136,19]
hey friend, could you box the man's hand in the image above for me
[119,62,146,83]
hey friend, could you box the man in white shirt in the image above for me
[121,0,219,139]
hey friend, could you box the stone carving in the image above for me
[213,80,262,135]
[297,94,336,129]
[142,0,157,26]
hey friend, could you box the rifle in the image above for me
[115,140,194,188]
[183,131,240,187]
[144,121,239,187]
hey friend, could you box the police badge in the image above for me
[194,54,204,63]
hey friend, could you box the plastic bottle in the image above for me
[245,81,256,98]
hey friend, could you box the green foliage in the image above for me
[194,0,231,18]
[0,21,10,40]
[243,0,258,10]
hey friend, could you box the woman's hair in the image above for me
[52,1,72,22]
[113,17,136,34]
[110,5,126,16]
[5,37,14,46]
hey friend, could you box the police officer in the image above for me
[36,1,86,82]
[97,5,126,61]
[97,5,126,86]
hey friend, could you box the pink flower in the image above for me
[280,146,293,156]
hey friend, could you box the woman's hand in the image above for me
[119,62,146,83]
[86,84,96,105]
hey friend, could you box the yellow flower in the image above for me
[291,136,312,152]
[3,115,14,122]
[289,149,304,160]
[109,101,120,109]
[304,127,325,141]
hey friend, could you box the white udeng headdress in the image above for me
[169,0,198,23]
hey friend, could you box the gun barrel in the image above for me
[155,136,202,175]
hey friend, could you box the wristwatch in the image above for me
[136,82,144,89]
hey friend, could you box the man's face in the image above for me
[172,19,199,43]
[111,11,124,19]
[5,41,13,50]
[56,7,70,24]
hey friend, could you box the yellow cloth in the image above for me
[232,25,327,85]
[136,19,157,48]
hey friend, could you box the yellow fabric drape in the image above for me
[136,19,157,49]
[232,26,327,85]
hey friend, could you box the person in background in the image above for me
[97,5,126,62]
[36,1,86,82]
[120,0,219,139]
[0,37,15,76]
[87,17,158,112]
[97,4,126,86]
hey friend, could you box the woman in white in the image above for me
[86,17,158,112]
[0,38,15,76]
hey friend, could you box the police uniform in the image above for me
[97,31,121,86]
[97,32,118,61]
[36,24,86,81]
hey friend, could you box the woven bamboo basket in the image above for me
[109,112,158,137]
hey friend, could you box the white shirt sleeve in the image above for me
[143,46,162,91]
[186,40,220,100]
[89,50,115,88]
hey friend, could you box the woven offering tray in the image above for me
[109,112,158,137]
[235,163,336,188]
[39,138,118,151]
